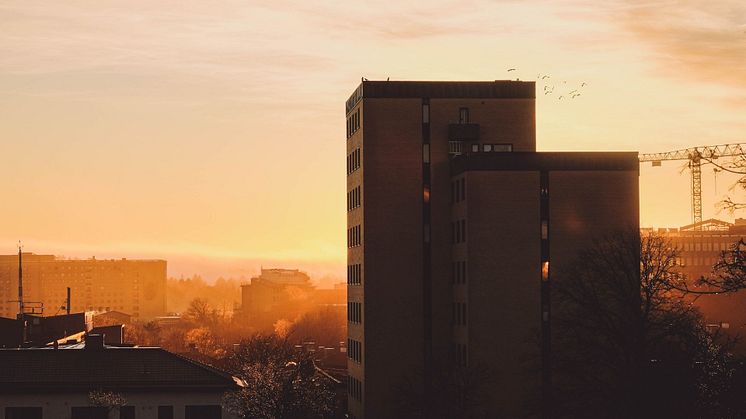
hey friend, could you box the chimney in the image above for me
[85,334,105,350]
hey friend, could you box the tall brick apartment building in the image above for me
[344,80,639,418]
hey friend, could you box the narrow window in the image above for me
[459,107,469,124]
[423,144,430,163]
[542,261,550,281]
[471,143,479,152]
[423,103,430,124]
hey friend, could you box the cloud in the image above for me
[613,0,746,91]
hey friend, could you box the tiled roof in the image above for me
[0,347,240,393]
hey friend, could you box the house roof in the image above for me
[0,346,241,393]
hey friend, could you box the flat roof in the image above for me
[451,151,640,174]
[346,80,535,112]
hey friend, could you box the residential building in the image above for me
[344,80,639,417]
[0,334,241,419]
[0,254,166,320]
[645,218,746,342]
[236,269,345,331]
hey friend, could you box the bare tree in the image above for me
[551,230,744,418]
[222,335,336,419]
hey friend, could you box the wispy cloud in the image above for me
[612,0,746,90]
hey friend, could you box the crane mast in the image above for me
[639,143,746,230]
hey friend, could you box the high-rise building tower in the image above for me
[344,81,639,418]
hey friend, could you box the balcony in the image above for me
[448,123,480,141]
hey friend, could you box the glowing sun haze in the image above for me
[1,0,745,278]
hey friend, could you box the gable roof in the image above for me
[0,346,241,393]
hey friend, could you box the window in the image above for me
[542,261,550,281]
[459,107,469,124]
[347,186,361,211]
[71,407,108,419]
[423,103,430,124]
[460,178,465,201]
[348,376,363,400]
[347,148,361,175]
[348,302,362,323]
[347,338,363,363]
[347,263,362,285]
[185,405,222,419]
[461,220,466,242]
[120,406,136,419]
[347,225,362,248]
[483,144,492,152]
[541,220,548,239]
[347,108,361,139]
[423,144,430,163]
[493,144,513,152]
[5,408,42,419]
[158,406,174,419]
[448,140,464,155]
[471,143,479,152]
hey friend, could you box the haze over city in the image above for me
[1,1,745,279]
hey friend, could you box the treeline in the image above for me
[126,297,346,363]
[166,275,243,315]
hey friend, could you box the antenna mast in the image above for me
[18,242,24,317]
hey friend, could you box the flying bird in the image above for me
[541,75,550,80]
[507,68,516,72]
[581,82,587,87]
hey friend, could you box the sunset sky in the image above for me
[1,1,745,280]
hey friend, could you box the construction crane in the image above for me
[639,144,746,230]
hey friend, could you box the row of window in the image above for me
[4,405,219,419]
[348,376,363,401]
[679,241,735,252]
[347,186,361,211]
[471,143,513,153]
[452,220,467,244]
[680,257,721,267]
[453,260,467,284]
[348,301,362,323]
[452,177,466,203]
[453,301,467,326]
[346,148,361,175]
[348,338,363,363]
[346,108,361,139]
[347,225,362,248]
[455,343,468,367]
[347,263,362,285]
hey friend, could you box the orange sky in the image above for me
[1,1,745,280]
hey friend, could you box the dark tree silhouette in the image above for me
[552,231,745,419]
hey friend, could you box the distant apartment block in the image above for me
[344,80,639,418]
[645,219,746,337]
[0,254,166,320]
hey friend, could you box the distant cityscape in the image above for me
[2,80,746,418]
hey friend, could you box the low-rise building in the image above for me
[0,335,242,419]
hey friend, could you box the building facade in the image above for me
[0,254,166,320]
[645,219,746,342]
[0,335,241,419]
[345,81,639,417]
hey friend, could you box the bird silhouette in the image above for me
[507,68,516,72]
[541,75,550,80]
[387,77,390,81]
[581,82,587,87]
